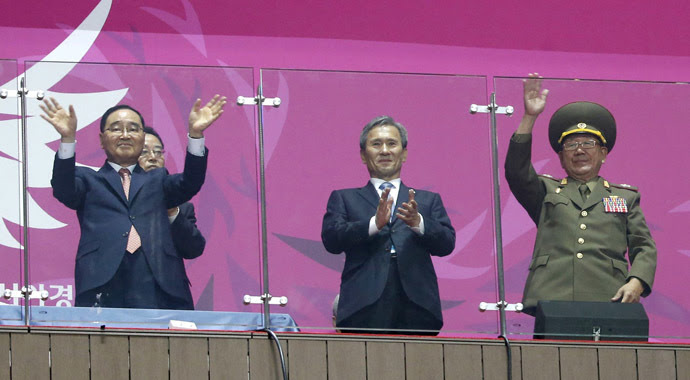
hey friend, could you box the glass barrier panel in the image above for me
[261,69,498,337]
[495,76,690,343]
[0,59,24,324]
[23,61,268,331]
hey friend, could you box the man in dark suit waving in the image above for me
[321,116,456,335]
[40,95,226,309]
[139,126,206,266]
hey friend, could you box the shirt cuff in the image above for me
[57,141,76,159]
[187,134,205,156]
[410,213,424,235]
[168,207,180,223]
[368,216,380,236]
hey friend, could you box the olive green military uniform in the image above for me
[505,133,657,315]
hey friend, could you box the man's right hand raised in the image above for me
[375,187,393,230]
[39,97,77,143]
[516,73,549,134]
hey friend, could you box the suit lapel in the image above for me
[561,179,585,209]
[128,165,146,202]
[357,182,380,210]
[582,177,607,210]
[98,162,128,204]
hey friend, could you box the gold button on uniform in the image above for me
[576,252,584,259]
[580,224,587,230]
[581,210,588,217]
[577,238,585,244]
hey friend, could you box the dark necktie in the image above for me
[579,183,590,203]
[119,168,141,253]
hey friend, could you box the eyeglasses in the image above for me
[104,124,143,135]
[141,149,165,158]
[562,140,599,151]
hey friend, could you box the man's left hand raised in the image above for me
[396,189,421,228]
[188,95,227,138]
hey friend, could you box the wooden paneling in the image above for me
[51,334,90,380]
[249,336,288,380]
[559,347,598,380]
[483,344,522,380]
[90,335,130,380]
[170,337,208,380]
[443,344,482,379]
[287,339,327,380]
[130,336,169,380]
[677,350,690,380]
[598,347,637,380]
[11,333,50,380]
[0,329,688,379]
[209,337,249,380]
[327,340,366,380]
[0,332,9,380]
[637,349,676,380]
[366,341,405,380]
[521,345,560,380]
[405,342,443,380]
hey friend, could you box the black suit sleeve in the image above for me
[321,190,371,254]
[417,193,455,257]
[51,154,86,210]
[163,149,209,209]
[171,203,206,260]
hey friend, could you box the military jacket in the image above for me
[504,134,657,314]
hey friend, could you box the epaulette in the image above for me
[608,181,639,192]
[538,173,561,182]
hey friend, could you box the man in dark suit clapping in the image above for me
[321,116,456,335]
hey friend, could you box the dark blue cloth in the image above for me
[322,181,455,331]
[51,150,208,309]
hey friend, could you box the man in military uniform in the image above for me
[504,73,657,316]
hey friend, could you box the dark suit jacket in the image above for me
[51,150,208,306]
[171,202,206,260]
[321,182,455,326]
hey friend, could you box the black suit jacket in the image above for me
[321,182,455,326]
[171,202,206,260]
[51,150,207,306]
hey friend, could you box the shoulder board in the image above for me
[538,174,561,182]
[609,182,639,192]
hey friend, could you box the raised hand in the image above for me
[188,94,228,138]
[39,97,77,143]
[523,73,549,116]
[375,187,394,230]
[396,189,421,228]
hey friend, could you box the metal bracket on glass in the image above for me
[243,293,288,307]
[3,287,49,301]
[236,95,281,107]
[469,103,514,116]
[478,301,523,313]
[0,88,45,101]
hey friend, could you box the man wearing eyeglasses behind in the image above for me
[41,96,226,309]
[139,126,206,279]
[504,74,656,316]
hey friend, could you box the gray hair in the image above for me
[359,116,408,150]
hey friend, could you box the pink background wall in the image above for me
[0,0,688,339]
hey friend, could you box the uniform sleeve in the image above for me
[504,133,547,225]
[626,192,657,296]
